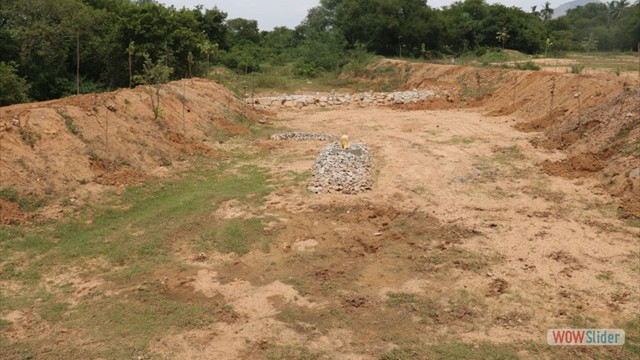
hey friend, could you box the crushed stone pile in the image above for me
[250,89,439,109]
[308,142,372,195]
[270,132,338,141]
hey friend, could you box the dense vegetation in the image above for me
[0,0,638,105]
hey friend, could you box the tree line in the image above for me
[1,0,638,106]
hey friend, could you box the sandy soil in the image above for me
[147,106,639,359]
[1,61,638,359]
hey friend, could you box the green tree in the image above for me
[133,54,173,121]
[496,27,509,48]
[226,18,261,45]
[198,40,219,71]
[540,2,554,22]
[0,62,30,106]
[3,0,95,100]
[581,33,598,52]
[260,27,299,66]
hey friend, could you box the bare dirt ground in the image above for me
[148,106,639,359]
[1,61,639,359]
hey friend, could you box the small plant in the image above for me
[570,63,585,74]
[514,61,540,71]
[133,53,173,121]
[549,76,556,114]
[19,128,40,148]
[124,98,131,105]
[0,186,45,211]
[596,271,614,281]
[57,109,83,140]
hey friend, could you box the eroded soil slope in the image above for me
[0,78,256,222]
[364,60,639,216]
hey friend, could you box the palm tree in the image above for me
[531,5,540,18]
[496,28,510,49]
[607,0,628,28]
[540,1,554,22]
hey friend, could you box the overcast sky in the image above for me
[160,0,584,30]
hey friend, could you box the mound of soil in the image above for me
[0,78,255,221]
[366,59,639,217]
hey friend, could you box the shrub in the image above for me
[515,61,541,71]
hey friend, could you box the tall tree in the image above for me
[540,2,554,22]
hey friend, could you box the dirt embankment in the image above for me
[0,78,257,222]
[374,60,639,217]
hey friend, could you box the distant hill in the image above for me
[553,0,602,18]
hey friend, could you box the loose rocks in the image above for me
[308,142,372,195]
[250,89,439,110]
[270,132,338,141]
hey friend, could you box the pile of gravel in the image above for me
[308,142,372,194]
[270,132,338,141]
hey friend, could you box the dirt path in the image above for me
[150,106,638,359]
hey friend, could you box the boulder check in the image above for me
[308,142,372,195]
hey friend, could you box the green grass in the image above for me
[197,217,266,255]
[514,61,540,71]
[266,345,325,360]
[381,342,520,360]
[0,164,274,283]
[430,343,519,360]
[627,218,640,228]
[71,294,218,358]
[458,72,495,102]
[18,128,40,148]
[491,145,525,164]
[40,302,70,322]
[0,161,279,358]
[0,186,46,212]
[57,108,84,140]
[386,292,439,324]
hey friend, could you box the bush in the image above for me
[0,61,30,106]
[515,61,541,70]
[293,63,318,78]
[570,63,585,74]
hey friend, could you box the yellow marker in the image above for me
[340,135,350,150]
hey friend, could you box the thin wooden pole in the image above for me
[105,107,109,174]
[76,32,80,95]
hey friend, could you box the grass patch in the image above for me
[491,145,525,164]
[0,161,280,357]
[381,342,519,360]
[514,61,540,71]
[596,271,614,281]
[57,108,84,140]
[0,186,46,212]
[626,218,640,228]
[443,136,478,145]
[18,128,41,148]
[197,218,265,255]
[430,342,519,360]
[386,292,439,324]
[386,289,485,325]
[0,164,273,283]
[40,302,70,322]
[570,63,585,74]
[61,291,219,358]
[458,72,495,102]
[416,248,495,273]
[266,345,325,360]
